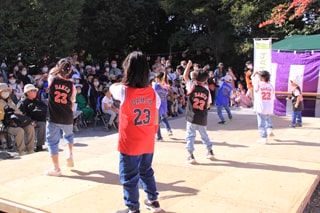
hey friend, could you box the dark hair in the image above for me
[57,58,72,77]
[176,65,184,73]
[155,72,164,80]
[196,69,209,82]
[259,70,270,82]
[103,87,109,94]
[9,74,16,79]
[121,51,149,88]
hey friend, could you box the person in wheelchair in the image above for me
[0,83,35,155]
[101,87,118,129]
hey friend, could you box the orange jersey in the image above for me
[118,86,157,155]
[245,71,253,90]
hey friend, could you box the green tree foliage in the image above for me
[0,0,319,70]
[221,0,285,59]
[0,0,84,65]
[160,0,236,65]
[159,0,286,68]
[77,0,170,60]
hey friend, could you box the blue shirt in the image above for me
[153,82,168,115]
[216,82,232,106]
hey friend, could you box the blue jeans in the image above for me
[291,111,302,125]
[46,121,74,156]
[217,104,232,121]
[119,153,158,211]
[185,121,213,153]
[157,114,172,138]
[256,113,273,138]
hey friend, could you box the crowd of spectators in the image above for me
[0,51,253,155]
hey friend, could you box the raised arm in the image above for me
[183,60,193,82]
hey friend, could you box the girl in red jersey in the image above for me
[110,51,162,213]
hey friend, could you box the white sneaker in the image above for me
[267,128,274,137]
[256,138,268,144]
[45,168,62,176]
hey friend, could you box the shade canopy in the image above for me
[272,34,320,52]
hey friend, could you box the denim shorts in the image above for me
[46,121,74,155]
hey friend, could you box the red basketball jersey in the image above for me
[118,86,157,155]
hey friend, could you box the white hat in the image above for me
[222,75,232,83]
[85,65,92,70]
[289,76,301,85]
[0,83,11,93]
[75,84,83,88]
[24,84,39,94]
[217,62,224,67]
[72,74,81,79]
[149,72,155,81]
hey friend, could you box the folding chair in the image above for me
[77,114,88,129]
[93,96,118,131]
[73,102,89,131]
[93,96,109,130]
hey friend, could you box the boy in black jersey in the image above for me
[45,58,76,176]
[185,68,214,164]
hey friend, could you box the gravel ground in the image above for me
[304,181,320,213]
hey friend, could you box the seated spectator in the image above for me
[109,60,122,77]
[81,74,94,100]
[88,77,103,111]
[85,65,96,76]
[234,82,253,108]
[17,66,34,86]
[109,74,117,85]
[166,66,176,82]
[0,83,35,155]
[101,87,118,129]
[71,74,81,85]
[34,74,49,104]
[75,84,94,121]
[7,74,23,104]
[99,67,111,87]
[17,84,48,152]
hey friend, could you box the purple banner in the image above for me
[272,51,320,117]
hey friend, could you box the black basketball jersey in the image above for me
[48,77,74,124]
[186,85,209,126]
[291,86,304,111]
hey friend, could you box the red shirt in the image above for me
[118,86,157,155]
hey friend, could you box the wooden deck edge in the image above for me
[296,175,320,213]
[0,197,50,213]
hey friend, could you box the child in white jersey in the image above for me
[252,70,275,144]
